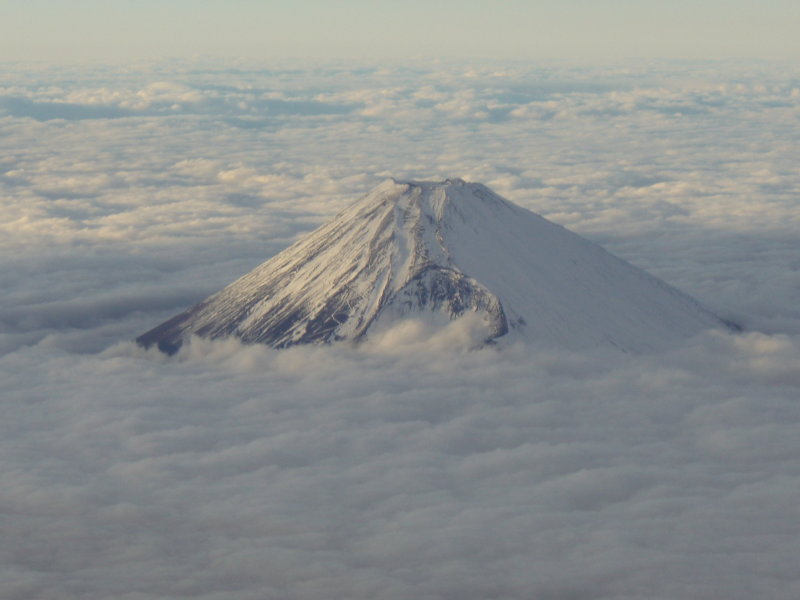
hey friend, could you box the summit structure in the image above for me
[137,178,731,354]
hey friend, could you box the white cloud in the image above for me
[2,328,800,599]
[1,58,799,598]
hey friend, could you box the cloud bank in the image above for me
[1,58,799,599]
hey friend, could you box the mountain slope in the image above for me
[137,178,731,354]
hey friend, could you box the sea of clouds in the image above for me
[1,58,799,599]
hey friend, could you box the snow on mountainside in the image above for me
[137,178,733,354]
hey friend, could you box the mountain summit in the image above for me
[137,178,731,354]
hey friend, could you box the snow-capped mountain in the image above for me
[137,178,733,354]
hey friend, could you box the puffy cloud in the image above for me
[1,57,799,599]
[2,328,800,599]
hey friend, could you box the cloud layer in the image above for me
[1,58,799,599]
[3,331,800,599]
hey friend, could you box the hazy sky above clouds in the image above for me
[3,0,800,61]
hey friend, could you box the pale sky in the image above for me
[2,0,799,62]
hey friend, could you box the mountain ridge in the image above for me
[137,178,732,354]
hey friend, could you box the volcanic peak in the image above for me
[137,178,732,354]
